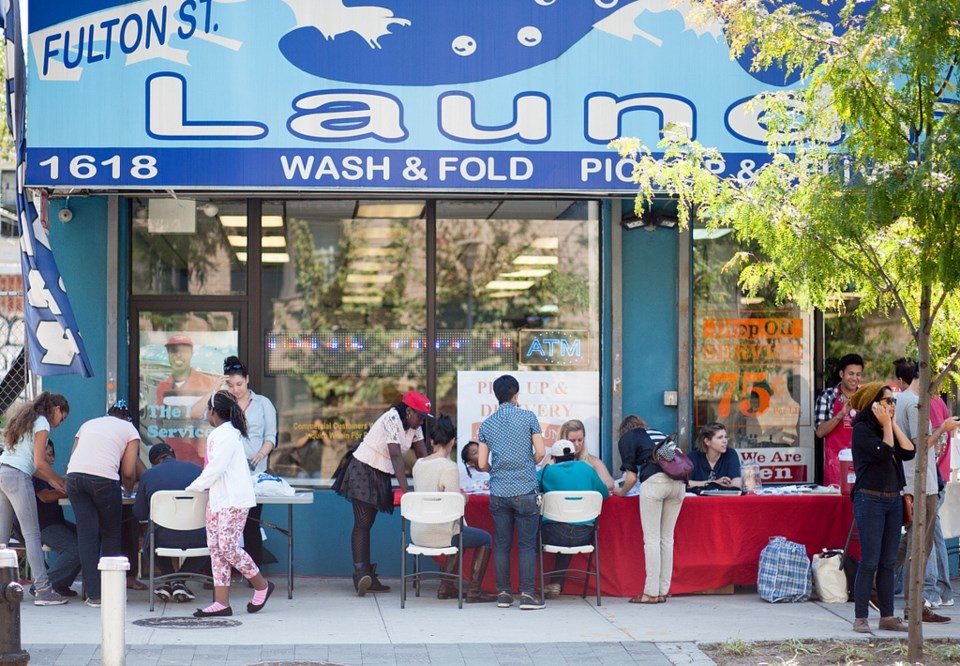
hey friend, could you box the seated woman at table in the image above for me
[613,415,685,604]
[551,419,614,492]
[459,441,490,494]
[537,439,608,599]
[412,416,496,603]
[687,423,741,490]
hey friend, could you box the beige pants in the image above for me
[639,472,686,597]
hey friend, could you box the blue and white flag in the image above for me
[2,0,92,377]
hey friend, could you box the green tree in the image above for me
[614,1,960,658]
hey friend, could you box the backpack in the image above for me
[758,536,812,603]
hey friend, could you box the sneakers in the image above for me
[543,583,561,599]
[941,597,955,607]
[852,618,872,634]
[497,591,514,608]
[83,598,101,608]
[171,583,195,602]
[519,593,545,610]
[878,616,908,632]
[33,588,68,606]
[154,584,174,602]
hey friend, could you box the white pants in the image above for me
[639,472,686,597]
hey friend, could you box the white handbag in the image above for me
[940,481,960,539]
[812,550,848,603]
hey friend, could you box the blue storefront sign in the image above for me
[27,0,805,192]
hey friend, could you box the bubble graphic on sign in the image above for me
[535,0,557,5]
[452,35,477,56]
[517,27,542,47]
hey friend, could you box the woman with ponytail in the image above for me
[0,392,70,606]
[186,390,273,617]
[66,399,141,607]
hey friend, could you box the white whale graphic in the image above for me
[280,0,411,49]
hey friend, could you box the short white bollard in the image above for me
[99,556,129,666]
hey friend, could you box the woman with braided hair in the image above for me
[66,399,141,607]
[187,390,273,617]
[0,392,71,606]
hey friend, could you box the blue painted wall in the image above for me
[620,226,680,435]
[44,197,110,453]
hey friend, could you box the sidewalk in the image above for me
[18,577,959,666]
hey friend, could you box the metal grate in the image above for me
[0,287,28,418]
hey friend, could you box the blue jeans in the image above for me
[853,491,902,618]
[67,473,123,601]
[490,493,540,596]
[452,526,492,550]
[924,492,954,605]
[541,521,594,586]
[41,522,81,590]
[0,465,53,591]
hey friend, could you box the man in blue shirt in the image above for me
[28,440,81,597]
[477,375,545,610]
[133,443,208,602]
[538,439,609,599]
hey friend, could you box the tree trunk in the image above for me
[907,285,932,663]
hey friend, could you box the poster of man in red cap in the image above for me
[140,331,236,466]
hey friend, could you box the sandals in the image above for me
[629,594,660,604]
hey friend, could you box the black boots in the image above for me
[353,562,390,597]
[368,563,391,592]
[466,545,497,603]
[353,563,372,597]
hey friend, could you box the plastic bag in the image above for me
[253,472,296,497]
[758,536,811,603]
[812,549,848,603]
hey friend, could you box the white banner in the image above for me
[456,370,600,464]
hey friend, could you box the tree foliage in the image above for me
[614,0,960,657]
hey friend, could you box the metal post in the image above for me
[0,546,28,665]
[99,556,129,666]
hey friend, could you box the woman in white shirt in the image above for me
[187,390,273,617]
[66,399,140,607]
[332,391,430,596]
[412,416,495,603]
[0,392,70,606]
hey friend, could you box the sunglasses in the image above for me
[880,397,896,405]
[225,362,244,372]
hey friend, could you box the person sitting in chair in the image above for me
[537,439,608,599]
[133,443,210,602]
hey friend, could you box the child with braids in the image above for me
[0,392,70,606]
[187,390,274,617]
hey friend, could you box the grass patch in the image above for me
[718,639,754,656]
[777,639,821,656]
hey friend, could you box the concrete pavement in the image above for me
[17,577,959,665]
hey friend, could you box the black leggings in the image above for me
[351,501,378,565]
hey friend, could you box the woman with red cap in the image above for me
[333,391,430,595]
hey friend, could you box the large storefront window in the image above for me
[692,226,815,483]
[259,199,600,482]
[131,198,247,296]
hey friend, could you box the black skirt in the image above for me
[332,451,395,514]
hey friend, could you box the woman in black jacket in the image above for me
[849,381,914,634]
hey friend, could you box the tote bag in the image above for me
[811,549,848,603]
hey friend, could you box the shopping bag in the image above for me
[941,481,960,539]
[812,549,848,603]
[757,536,811,603]
[253,472,296,497]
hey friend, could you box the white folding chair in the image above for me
[400,492,466,609]
[148,490,213,612]
[538,490,604,606]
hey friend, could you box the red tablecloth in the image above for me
[462,493,854,597]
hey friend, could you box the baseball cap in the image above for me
[165,334,193,348]
[548,439,576,459]
[401,391,433,418]
[148,443,175,465]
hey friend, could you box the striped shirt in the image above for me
[478,402,542,497]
